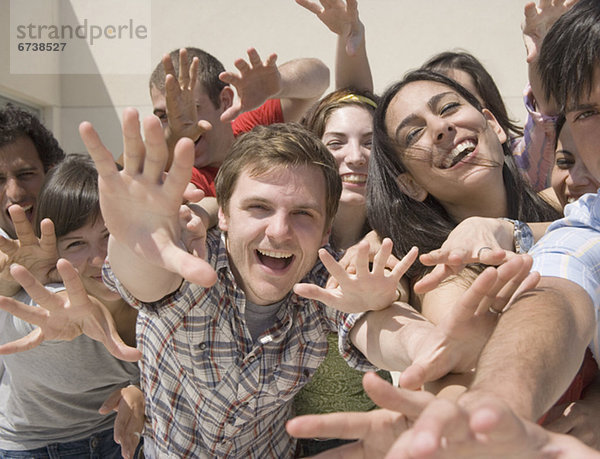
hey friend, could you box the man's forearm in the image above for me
[334,22,373,91]
[467,277,596,421]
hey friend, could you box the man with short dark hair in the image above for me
[0,105,64,239]
[0,105,65,297]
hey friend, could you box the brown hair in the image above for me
[216,123,342,229]
[302,87,379,139]
[34,154,100,238]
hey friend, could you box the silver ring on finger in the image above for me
[488,306,502,316]
[477,246,493,258]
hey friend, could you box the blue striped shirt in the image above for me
[530,191,600,362]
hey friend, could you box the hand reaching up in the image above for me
[162,48,212,161]
[219,48,282,122]
[296,0,364,56]
[400,255,540,390]
[522,0,580,63]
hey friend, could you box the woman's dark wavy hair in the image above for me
[422,51,523,139]
[0,104,65,172]
[33,154,100,239]
[367,70,561,279]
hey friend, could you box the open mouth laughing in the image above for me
[256,248,295,271]
[439,138,477,169]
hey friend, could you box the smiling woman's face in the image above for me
[57,216,121,302]
[384,80,507,210]
[551,122,600,209]
[322,105,373,207]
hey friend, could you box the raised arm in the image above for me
[79,108,217,302]
[219,48,329,122]
[296,0,373,91]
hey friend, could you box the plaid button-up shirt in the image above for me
[104,229,371,458]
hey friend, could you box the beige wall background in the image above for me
[0,0,530,157]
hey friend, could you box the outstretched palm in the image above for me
[79,108,217,293]
[0,259,141,361]
[296,0,364,55]
[0,205,59,294]
[294,239,417,313]
[219,48,282,122]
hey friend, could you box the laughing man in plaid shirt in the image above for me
[77,115,414,458]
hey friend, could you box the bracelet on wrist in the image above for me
[501,218,534,254]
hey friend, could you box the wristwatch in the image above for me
[502,218,534,254]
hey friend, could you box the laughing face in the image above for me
[218,165,330,306]
[384,80,507,215]
[322,105,372,208]
[0,136,46,238]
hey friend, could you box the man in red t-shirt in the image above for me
[149,47,329,196]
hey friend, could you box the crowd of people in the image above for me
[0,0,599,457]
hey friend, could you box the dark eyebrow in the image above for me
[241,196,323,215]
[394,91,454,141]
[59,235,83,242]
[322,131,348,137]
[555,149,574,156]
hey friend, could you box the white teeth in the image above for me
[257,249,293,259]
[567,197,576,203]
[22,205,33,212]
[451,140,476,158]
[442,140,476,168]
[342,174,366,184]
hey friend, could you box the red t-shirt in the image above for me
[190,99,284,196]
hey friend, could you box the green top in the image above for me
[293,333,392,415]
